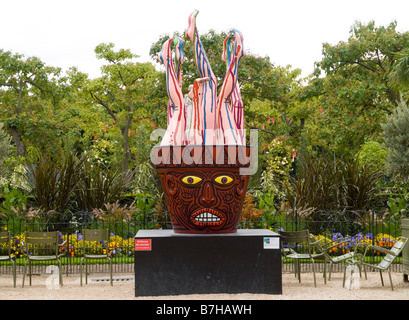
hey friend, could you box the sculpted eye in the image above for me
[182,176,202,185]
[214,175,233,185]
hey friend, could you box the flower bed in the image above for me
[0,228,400,262]
[314,232,397,255]
[62,233,135,258]
[0,231,135,260]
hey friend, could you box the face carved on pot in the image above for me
[158,167,249,233]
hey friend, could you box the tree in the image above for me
[382,98,409,184]
[389,49,409,88]
[0,50,77,159]
[0,122,14,185]
[85,43,166,171]
[300,21,409,156]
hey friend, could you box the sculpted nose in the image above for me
[200,183,216,206]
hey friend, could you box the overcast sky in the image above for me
[1,0,409,79]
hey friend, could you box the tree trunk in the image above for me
[121,115,133,172]
[9,126,26,157]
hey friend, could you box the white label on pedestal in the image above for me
[263,237,279,249]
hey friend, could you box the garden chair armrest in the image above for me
[363,244,395,258]
[281,247,296,259]
[310,239,323,245]
[58,240,67,257]
[324,241,348,250]
[313,238,350,253]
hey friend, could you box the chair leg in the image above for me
[58,260,63,287]
[329,262,333,281]
[388,270,394,291]
[357,263,362,278]
[85,259,88,284]
[12,260,16,288]
[343,266,346,287]
[29,260,32,286]
[109,258,113,286]
[22,260,28,288]
[349,267,354,289]
[311,260,317,287]
[379,270,384,286]
[80,258,84,286]
[296,260,301,282]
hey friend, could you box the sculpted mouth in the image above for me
[190,208,226,226]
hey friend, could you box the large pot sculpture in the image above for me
[152,10,254,234]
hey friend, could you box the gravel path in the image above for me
[0,271,408,300]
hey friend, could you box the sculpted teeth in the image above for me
[195,212,221,222]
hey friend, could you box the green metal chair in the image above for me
[309,234,362,281]
[353,236,408,291]
[80,229,113,286]
[22,231,66,287]
[279,229,327,287]
[0,231,17,288]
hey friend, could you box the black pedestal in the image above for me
[134,229,282,296]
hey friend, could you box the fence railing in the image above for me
[0,209,405,275]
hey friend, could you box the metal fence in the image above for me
[0,209,405,275]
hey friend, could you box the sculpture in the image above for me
[152,10,252,233]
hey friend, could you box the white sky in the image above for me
[1,0,409,79]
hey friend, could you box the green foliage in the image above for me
[25,151,134,214]
[285,153,382,215]
[0,123,12,179]
[259,135,294,205]
[132,193,156,228]
[255,192,277,229]
[387,190,409,217]
[356,140,388,171]
[28,152,81,212]
[301,20,409,156]
[382,98,409,184]
[0,186,29,214]
[389,49,409,88]
[0,49,76,158]
[74,157,134,212]
[87,43,166,171]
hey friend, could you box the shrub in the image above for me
[27,152,82,212]
[74,159,134,211]
[382,98,409,184]
[284,153,382,234]
[240,194,264,228]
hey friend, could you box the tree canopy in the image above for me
[0,20,408,195]
[298,21,409,156]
